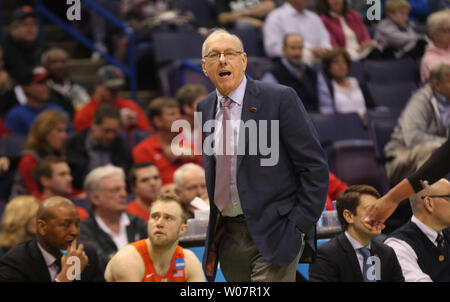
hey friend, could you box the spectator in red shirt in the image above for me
[132,97,202,186]
[74,65,151,132]
[126,162,162,221]
[32,156,88,220]
[11,110,68,200]
[326,171,348,210]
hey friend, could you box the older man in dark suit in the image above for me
[197,29,329,282]
[0,197,104,282]
[309,185,404,282]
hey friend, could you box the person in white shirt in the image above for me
[385,178,450,282]
[78,165,148,268]
[263,0,332,65]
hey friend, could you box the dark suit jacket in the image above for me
[309,233,404,282]
[197,77,329,281]
[65,130,133,190]
[0,239,105,282]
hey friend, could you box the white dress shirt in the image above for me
[95,213,131,250]
[344,231,372,274]
[263,3,331,61]
[332,77,367,116]
[213,76,247,217]
[384,215,440,282]
[37,242,60,281]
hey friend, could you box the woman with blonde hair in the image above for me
[0,195,39,256]
[10,110,68,199]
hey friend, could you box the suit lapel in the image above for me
[29,240,52,282]
[236,77,261,172]
[337,233,364,281]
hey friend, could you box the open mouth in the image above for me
[219,71,231,77]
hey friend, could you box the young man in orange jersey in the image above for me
[104,193,205,282]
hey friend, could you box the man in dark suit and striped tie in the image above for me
[309,185,404,282]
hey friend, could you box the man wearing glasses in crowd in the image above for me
[385,178,450,281]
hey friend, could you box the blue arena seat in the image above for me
[173,0,216,27]
[364,58,419,84]
[159,59,215,97]
[230,28,265,57]
[331,139,390,194]
[367,82,418,110]
[152,31,205,65]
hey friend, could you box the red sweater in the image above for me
[74,95,152,132]
[320,10,371,48]
[132,135,203,185]
[326,172,348,210]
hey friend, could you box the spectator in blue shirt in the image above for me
[4,65,65,135]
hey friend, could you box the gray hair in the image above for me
[83,165,125,199]
[426,9,450,39]
[173,163,205,190]
[201,28,245,58]
[429,64,450,86]
[40,47,69,67]
[37,196,76,221]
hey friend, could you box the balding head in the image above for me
[37,196,77,222]
[410,178,450,232]
[36,196,80,257]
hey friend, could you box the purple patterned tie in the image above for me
[214,96,232,211]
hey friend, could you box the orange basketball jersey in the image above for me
[130,239,186,282]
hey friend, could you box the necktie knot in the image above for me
[221,96,232,108]
[359,247,371,258]
[437,233,446,250]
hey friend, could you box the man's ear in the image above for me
[201,59,209,77]
[40,176,51,189]
[343,209,354,225]
[423,196,434,214]
[36,219,47,237]
[178,223,188,237]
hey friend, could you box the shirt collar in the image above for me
[216,75,247,107]
[411,215,440,244]
[434,90,450,105]
[281,58,305,77]
[284,2,306,16]
[95,212,131,237]
[37,242,57,267]
[345,231,372,250]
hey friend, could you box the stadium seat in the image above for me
[0,135,27,158]
[159,59,215,97]
[152,31,205,66]
[368,119,397,161]
[230,28,265,57]
[348,60,366,83]
[309,113,368,166]
[364,58,419,84]
[367,82,418,110]
[173,0,216,27]
[366,109,401,126]
[245,57,273,80]
[331,139,390,194]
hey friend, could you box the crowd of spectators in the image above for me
[0,1,449,282]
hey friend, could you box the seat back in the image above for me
[364,58,419,84]
[309,113,368,167]
[173,0,216,27]
[152,31,204,66]
[367,82,417,110]
[368,119,397,160]
[331,140,390,194]
[230,28,265,57]
[159,59,215,97]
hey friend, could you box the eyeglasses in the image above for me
[421,194,450,201]
[203,50,244,61]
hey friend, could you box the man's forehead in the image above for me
[137,166,160,178]
[151,201,182,215]
[205,33,240,51]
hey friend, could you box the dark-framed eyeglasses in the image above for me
[421,194,450,201]
[203,50,244,61]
